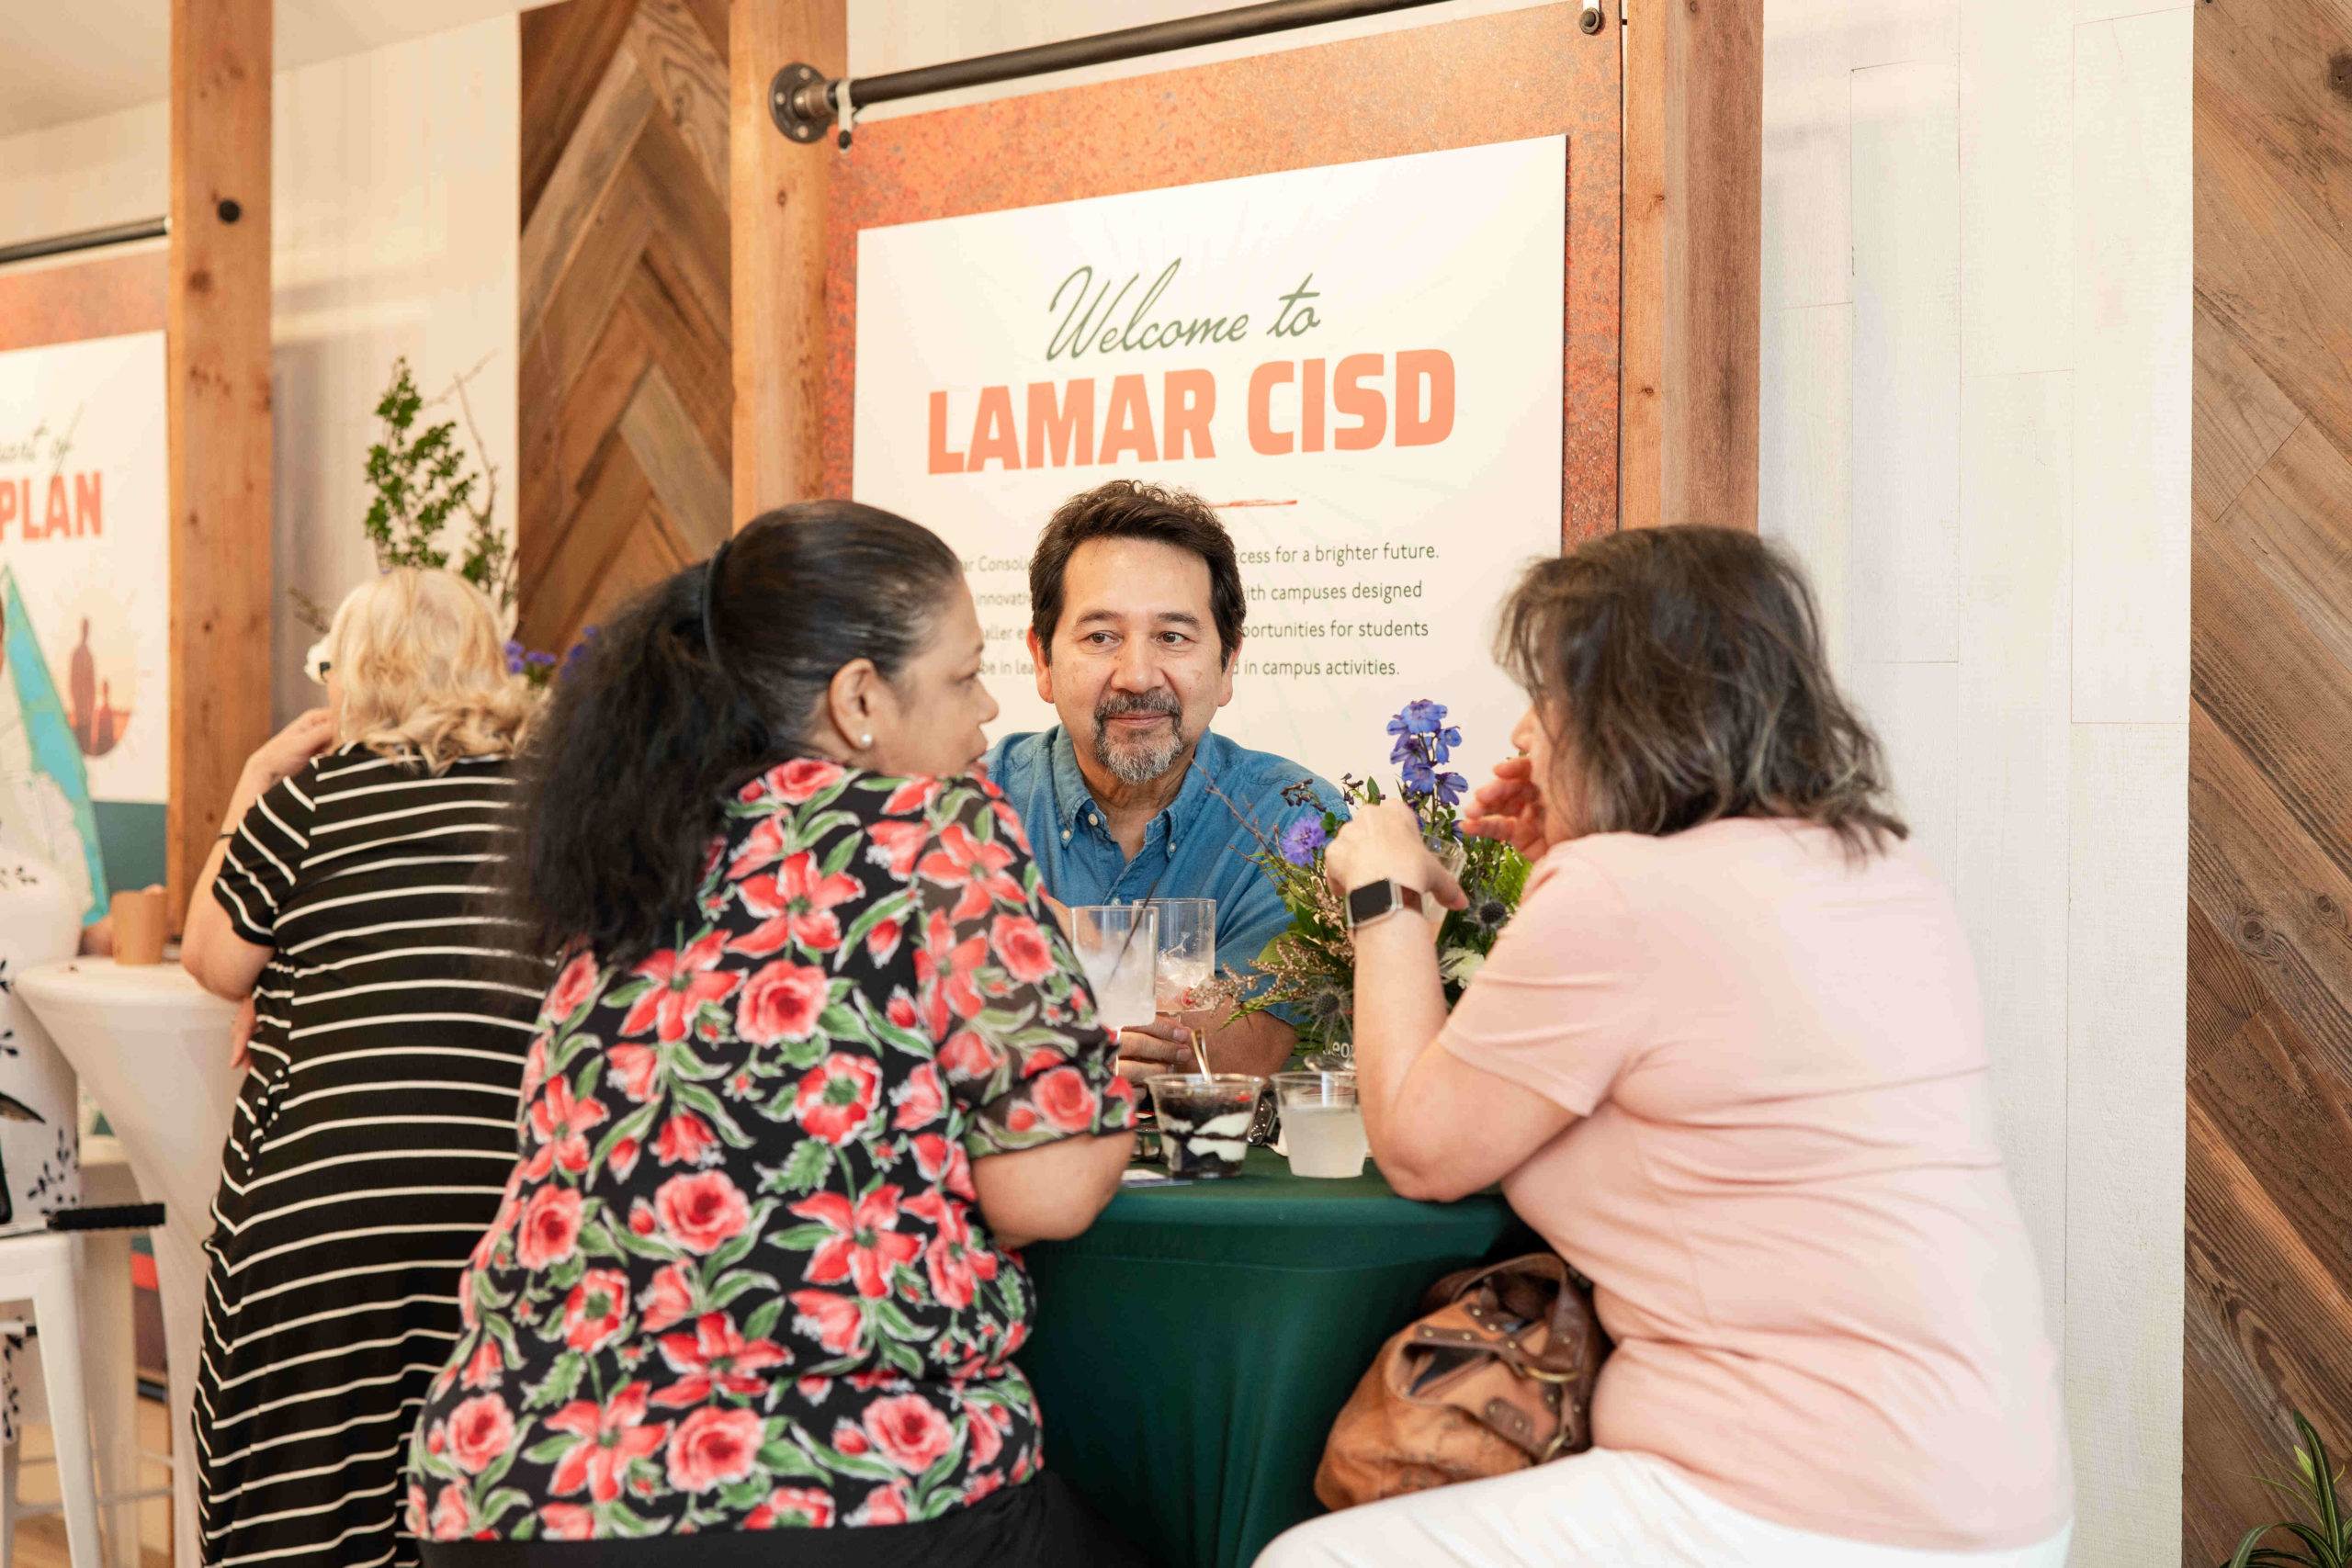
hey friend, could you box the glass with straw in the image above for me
[1149,897,1217,1075]
[1068,904,1158,1031]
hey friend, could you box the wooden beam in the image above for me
[731,0,845,523]
[1620,0,1761,530]
[167,0,273,938]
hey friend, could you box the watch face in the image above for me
[1347,880,1395,927]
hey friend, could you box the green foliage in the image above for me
[2228,1413,2352,1568]
[363,357,471,572]
[348,355,515,617]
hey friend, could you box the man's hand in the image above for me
[1462,755,1554,859]
[1119,1009,1295,1081]
[1115,1013,1204,1083]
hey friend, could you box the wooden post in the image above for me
[1620,0,1762,530]
[732,0,846,524]
[167,0,273,935]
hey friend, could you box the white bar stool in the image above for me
[0,1230,107,1567]
[79,1137,151,1568]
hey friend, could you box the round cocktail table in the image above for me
[1017,1148,1532,1568]
[17,960,238,1568]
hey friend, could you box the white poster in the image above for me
[853,137,1565,788]
[0,331,169,918]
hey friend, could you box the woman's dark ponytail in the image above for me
[512,502,963,970]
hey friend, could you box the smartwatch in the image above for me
[1345,879,1426,933]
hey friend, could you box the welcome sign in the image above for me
[851,136,1566,789]
[0,331,169,918]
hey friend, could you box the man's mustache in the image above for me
[1095,692,1181,723]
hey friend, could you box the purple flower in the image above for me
[503,637,526,676]
[1433,772,1468,807]
[525,649,558,668]
[1388,700,1449,738]
[1399,757,1437,797]
[1278,816,1329,867]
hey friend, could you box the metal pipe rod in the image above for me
[856,0,1449,105]
[0,218,168,269]
[773,0,1453,141]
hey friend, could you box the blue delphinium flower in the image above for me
[1278,816,1329,867]
[1388,699,1448,739]
[1432,771,1468,807]
[1399,756,1437,796]
[503,638,526,676]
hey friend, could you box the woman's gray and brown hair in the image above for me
[1496,525,1906,854]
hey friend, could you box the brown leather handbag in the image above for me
[1315,1253,1611,1510]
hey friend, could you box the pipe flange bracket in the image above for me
[770,62,831,142]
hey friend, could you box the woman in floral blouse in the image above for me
[409,504,1142,1567]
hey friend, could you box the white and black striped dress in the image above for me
[198,744,548,1568]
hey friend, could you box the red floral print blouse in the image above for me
[405,763,1135,1542]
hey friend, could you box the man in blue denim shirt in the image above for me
[982,481,1340,1079]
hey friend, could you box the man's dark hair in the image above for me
[1029,480,1245,667]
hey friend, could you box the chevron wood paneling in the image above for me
[2187,0,2352,1554]
[518,0,729,656]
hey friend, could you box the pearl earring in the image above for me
[859,733,873,748]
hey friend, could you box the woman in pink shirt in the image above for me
[1258,528,2071,1568]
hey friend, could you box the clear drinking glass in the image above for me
[1147,1074,1267,1179]
[1069,904,1158,1029]
[1272,1069,1368,1179]
[1149,897,1216,1013]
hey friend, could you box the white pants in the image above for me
[1253,1449,2073,1568]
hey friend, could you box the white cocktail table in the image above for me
[16,961,238,1568]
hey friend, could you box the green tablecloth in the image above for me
[1014,1149,1528,1568]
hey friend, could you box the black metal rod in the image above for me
[0,218,168,270]
[850,0,1451,109]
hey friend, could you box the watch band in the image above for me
[1344,878,1426,932]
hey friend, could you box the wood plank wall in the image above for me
[2186,0,2352,1553]
[516,0,733,656]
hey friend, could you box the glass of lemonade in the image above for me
[1272,1069,1368,1179]
[1148,897,1216,1013]
[1069,904,1158,1030]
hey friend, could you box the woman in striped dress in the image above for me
[181,569,548,1567]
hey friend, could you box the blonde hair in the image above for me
[319,570,536,773]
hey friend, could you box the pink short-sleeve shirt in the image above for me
[1437,818,2072,1551]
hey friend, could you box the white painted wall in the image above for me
[1761,1,2191,1562]
[269,17,521,717]
[0,15,521,726]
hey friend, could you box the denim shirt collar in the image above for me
[1046,726,1212,849]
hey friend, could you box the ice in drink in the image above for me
[1154,959,1213,1013]
[1080,947,1156,1028]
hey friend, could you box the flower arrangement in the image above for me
[507,626,597,691]
[1229,701,1531,1059]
